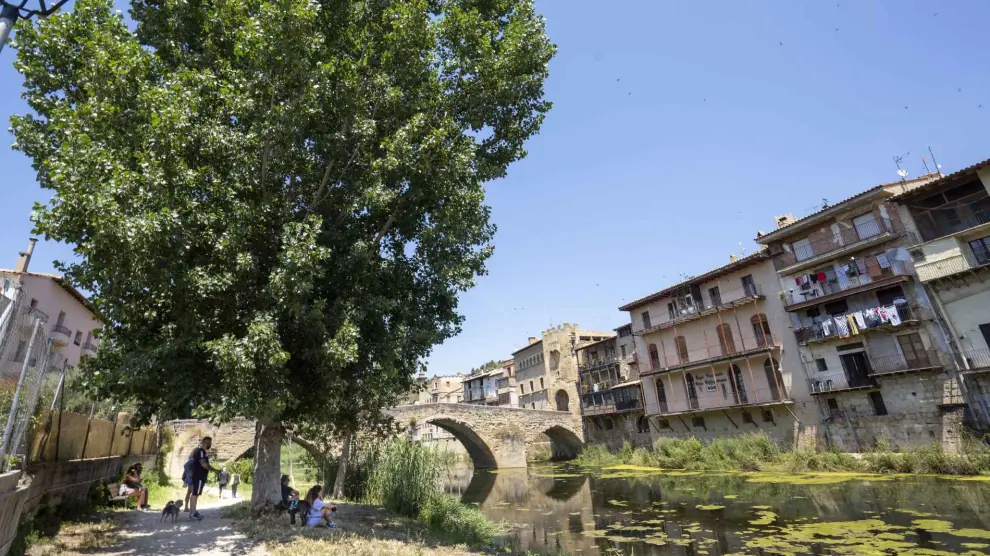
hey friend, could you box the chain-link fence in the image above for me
[0,286,69,471]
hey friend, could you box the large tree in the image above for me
[11,0,553,511]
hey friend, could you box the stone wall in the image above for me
[583,411,652,450]
[820,371,965,452]
[644,404,811,448]
[167,419,257,479]
[390,403,582,468]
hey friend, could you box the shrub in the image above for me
[419,493,497,546]
[363,438,444,518]
[227,458,255,485]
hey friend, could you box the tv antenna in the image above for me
[928,146,943,178]
[893,153,910,182]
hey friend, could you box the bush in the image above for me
[364,438,445,518]
[227,458,255,485]
[419,493,497,546]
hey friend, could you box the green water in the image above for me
[445,464,990,555]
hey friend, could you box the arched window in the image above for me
[648,343,661,370]
[717,323,736,355]
[685,374,699,409]
[656,378,668,413]
[728,364,748,404]
[675,336,689,363]
[751,314,772,347]
[555,390,570,412]
[764,358,785,400]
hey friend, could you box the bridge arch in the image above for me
[390,403,583,469]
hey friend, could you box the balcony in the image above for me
[642,331,780,376]
[581,383,643,416]
[906,207,990,246]
[782,270,912,312]
[808,370,878,395]
[962,349,990,371]
[22,307,49,329]
[653,385,790,417]
[794,303,917,346]
[51,324,72,346]
[773,218,897,275]
[635,284,764,336]
[915,252,990,283]
[868,350,941,377]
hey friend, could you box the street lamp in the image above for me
[0,0,71,55]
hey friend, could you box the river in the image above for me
[443,463,990,555]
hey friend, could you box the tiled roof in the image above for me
[0,269,102,320]
[892,158,990,201]
[618,251,768,311]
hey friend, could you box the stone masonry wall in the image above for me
[583,412,652,450]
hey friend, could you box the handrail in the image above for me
[773,217,895,270]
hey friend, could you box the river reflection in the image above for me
[444,464,990,555]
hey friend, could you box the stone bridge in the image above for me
[389,403,583,468]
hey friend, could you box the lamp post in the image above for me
[0,0,71,55]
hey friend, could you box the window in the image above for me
[648,344,660,369]
[55,311,66,326]
[658,419,671,430]
[741,411,754,424]
[641,311,652,329]
[618,326,632,338]
[792,238,814,262]
[876,286,905,307]
[603,417,614,430]
[806,308,821,319]
[675,336,689,363]
[667,302,676,320]
[549,350,560,371]
[73,331,82,346]
[531,403,536,409]
[826,397,840,418]
[824,300,848,316]
[815,358,828,372]
[971,236,990,265]
[868,391,888,416]
[520,384,525,394]
[691,416,706,429]
[717,323,736,355]
[896,332,930,369]
[741,274,757,296]
[853,212,881,240]
[529,380,534,392]
[761,409,774,423]
[764,358,785,400]
[751,314,772,347]
[620,345,627,357]
[539,377,544,390]
[29,298,37,308]
[709,286,722,307]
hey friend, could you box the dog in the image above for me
[160,500,183,523]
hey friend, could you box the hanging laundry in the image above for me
[810,273,819,284]
[866,256,883,278]
[853,311,867,329]
[833,316,850,336]
[821,319,833,336]
[825,269,837,282]
[894,247,911,262]
[856,259,868,276]
[836,268,851,289]
[887,305,902,326]
[818,272,827,282]
[846,314,859,335]
[877,306,891,324]
[795,277,802,286]
[876,253,891,269]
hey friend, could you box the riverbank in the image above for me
[575,433,990,475]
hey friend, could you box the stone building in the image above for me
[577,324,651,449]
[755,173,967,451]
[463,360,517,407]
[891,158,990,427]
[402,373,465,448]
[621,252,817,447]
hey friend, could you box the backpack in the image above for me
[182,458,194,480]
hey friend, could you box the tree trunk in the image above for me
[251,419,284,515]
[331,432,352,500]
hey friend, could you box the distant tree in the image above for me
[469,360,502,375]
[12,0,554,513]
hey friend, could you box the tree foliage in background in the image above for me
[468,359,502,375]
[11,0,554,510]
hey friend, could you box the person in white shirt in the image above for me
[301,485,337,528]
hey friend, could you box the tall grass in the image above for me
[576,433,990,476]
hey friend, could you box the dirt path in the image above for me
[98,496,267,556]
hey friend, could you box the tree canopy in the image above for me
[11,0,554,439]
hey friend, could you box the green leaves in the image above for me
[11,0,554,432]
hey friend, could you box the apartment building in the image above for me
[0,239,102,374]
[577,324,649,448]
[755,174,966,451]
[513,324,614,421]
[892,158,990,425]
[463,360,517,407]
[622,252,815,446]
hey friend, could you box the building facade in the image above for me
[891,159,990,427]
[577,324,650,448]
[0,239,102,375]
[622,252,818,447]
[755,174,967,451]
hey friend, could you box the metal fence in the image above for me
[0,287,69,471]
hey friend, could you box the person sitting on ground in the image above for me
[299,485,337,528]
[120,464,150,510]
[278,474,301,524]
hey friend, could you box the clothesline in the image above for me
[801,303,908,341]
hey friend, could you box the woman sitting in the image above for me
[299,485,337,528]
[119,464,150,510]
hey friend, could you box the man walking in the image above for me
[231,472,240,498]
[188,436,219,521]
[218,466,230,499]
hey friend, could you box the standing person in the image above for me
[188,437,219,521]
[230,472,240,499]
[218,466,230,499]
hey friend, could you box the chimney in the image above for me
[729,254,738,263]
[14,238,37,273]
[774,214,796,229]
[528,337,538,345]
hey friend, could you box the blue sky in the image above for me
[1,0,988,377]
